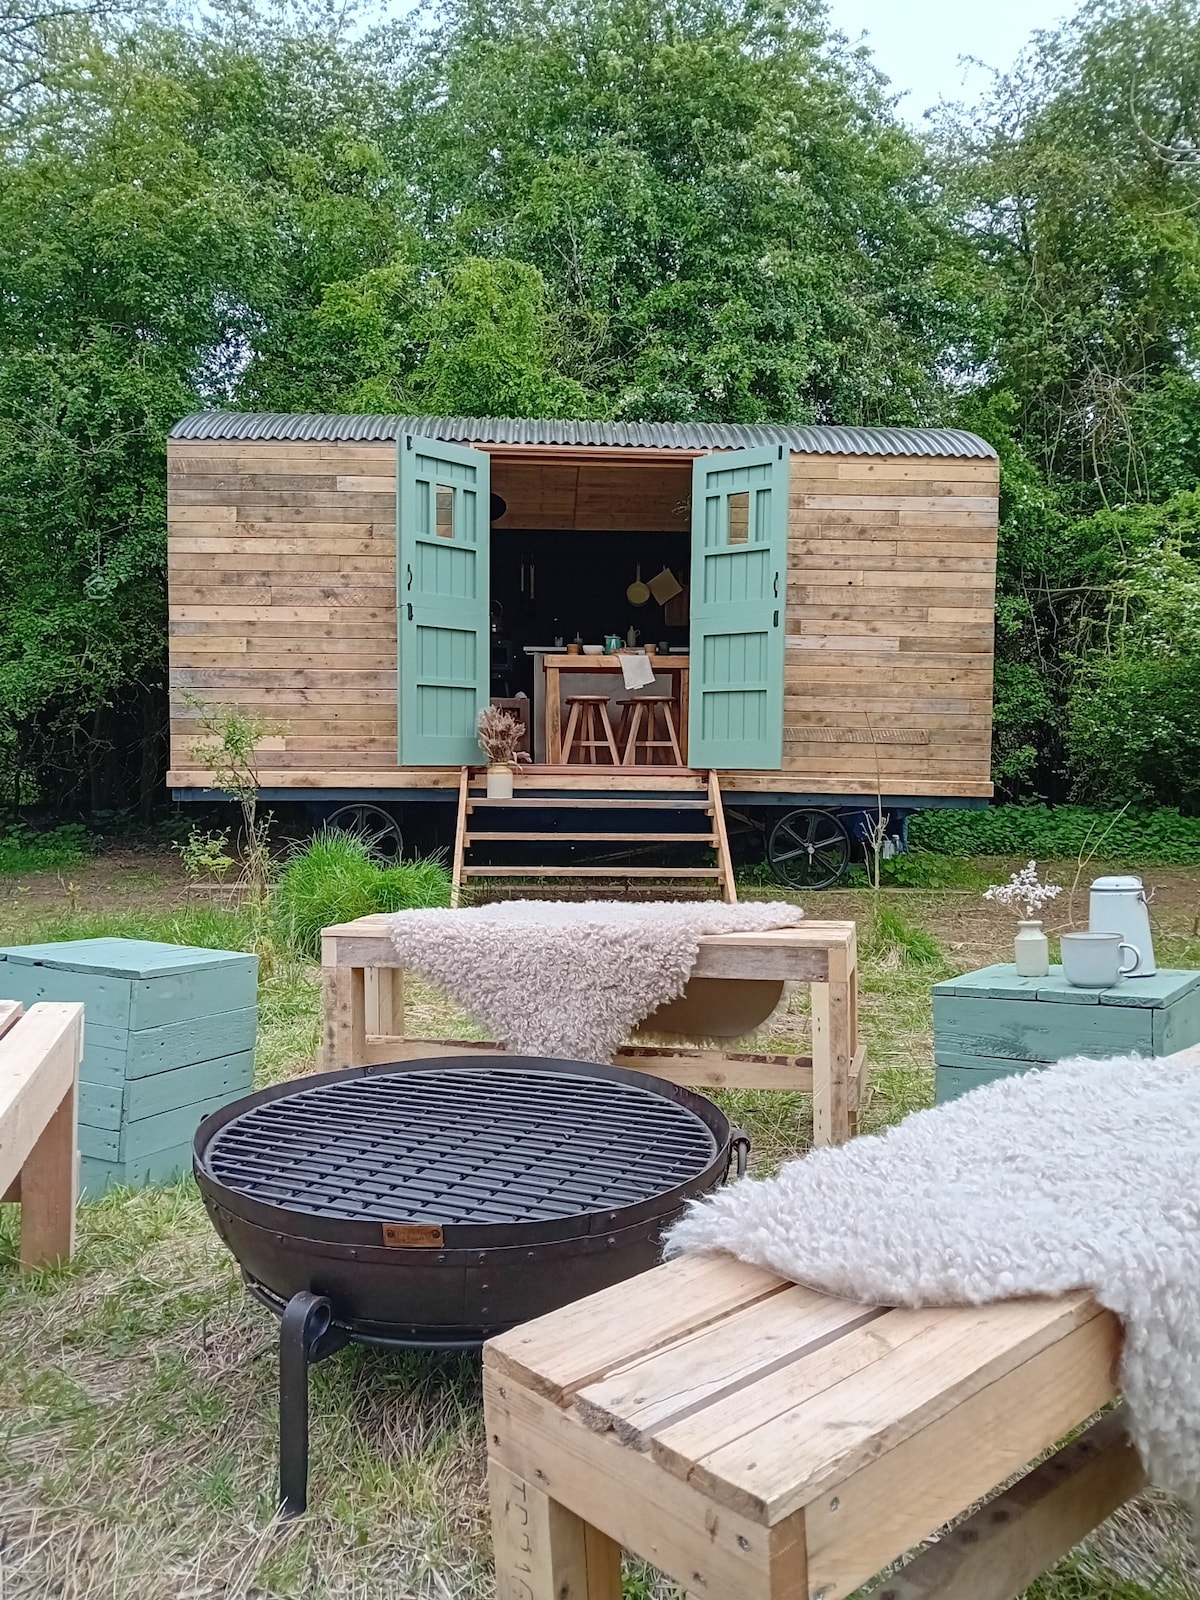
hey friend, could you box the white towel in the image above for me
[619,651,657,691]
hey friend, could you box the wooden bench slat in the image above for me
[654,1293,1103,1519]
[484,1255,788,1403]
[804,1311,1122,1598]
[0,992,23,1202]
[0,1003,82,1195]
[322,920,854,987]
[0,1001,82,1268]
[0,999,23,1041]
[574,1287,885,1448]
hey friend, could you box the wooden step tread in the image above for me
[461,866,721,878]
[468,798,713,811]
[499,767,703,782]
[465,831,716,845]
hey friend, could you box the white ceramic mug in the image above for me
[1060,931,1139,989]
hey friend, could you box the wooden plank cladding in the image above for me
[783,452,997,799]
[166,434,998,799]
[167,440,400,781]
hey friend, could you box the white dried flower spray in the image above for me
[984,861,1063,921]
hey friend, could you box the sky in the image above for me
[824,0,1072,122]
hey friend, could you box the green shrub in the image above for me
[876,852,989,890]
[909,804,1200,864]
[272,830,451,960]
[0,823,93,875]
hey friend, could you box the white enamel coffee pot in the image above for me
[1088,875,1156,976]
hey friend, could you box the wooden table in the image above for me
[320,916,864,1146]
[485,1254,1132,1600]
[543,654,689,766]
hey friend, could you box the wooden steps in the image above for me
[450,769,737,903]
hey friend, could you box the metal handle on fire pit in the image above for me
[730,1130,750,1179]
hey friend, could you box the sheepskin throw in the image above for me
[385,899,803,1063]
[666,1047,1200,1499]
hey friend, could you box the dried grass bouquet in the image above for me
[477,704,527,766]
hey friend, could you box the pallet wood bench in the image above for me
[320,917,865,1146]
[0,999,83,1269]
[485,1253,1139,1600]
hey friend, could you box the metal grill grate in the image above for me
[202,1066,718,1224]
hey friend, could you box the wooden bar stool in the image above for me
[617,694,683,765]
[561,695,621,764]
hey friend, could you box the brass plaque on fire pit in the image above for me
[382,1223,444,1248]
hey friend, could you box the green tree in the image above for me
[941,0,1200,501]
[1065,498,1200,807]
[0,4,408,810]
[940,0,1200,801]
[244,256,591,415]
[402,0,964,423]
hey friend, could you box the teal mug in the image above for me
[603,634,622,654]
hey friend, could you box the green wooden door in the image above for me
[397,434,491,765]
[688,445,788,769]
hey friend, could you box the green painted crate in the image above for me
[931,964,1200,1104]
[0,938,258,1195]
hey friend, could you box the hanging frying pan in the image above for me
[626,563,650,606]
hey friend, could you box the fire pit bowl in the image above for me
[193,1054,746,1513]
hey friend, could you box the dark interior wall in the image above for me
[489,528,690,697]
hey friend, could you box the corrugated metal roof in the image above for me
[170,411,996,458]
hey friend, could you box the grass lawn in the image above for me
[1,850,1198,1599]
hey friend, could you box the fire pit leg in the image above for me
[279,1291,346,1518]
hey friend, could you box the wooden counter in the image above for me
[544,654,689,764]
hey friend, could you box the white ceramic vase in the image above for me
[486,763,515,800]
[1013,919,1049,977]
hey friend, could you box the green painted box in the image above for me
[932,964,1200,1103]
[0,938,257,1194]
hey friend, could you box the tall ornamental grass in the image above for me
[272,829,451,960]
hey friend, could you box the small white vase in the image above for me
[1013,919,1049,977]
[486,763,515,800]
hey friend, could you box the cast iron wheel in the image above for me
[324,803,404,860]
[766,808,852,890]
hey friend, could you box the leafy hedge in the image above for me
[909,805,1200,864]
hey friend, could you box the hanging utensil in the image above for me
[648,566,683,604]
[626,563,650,606]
